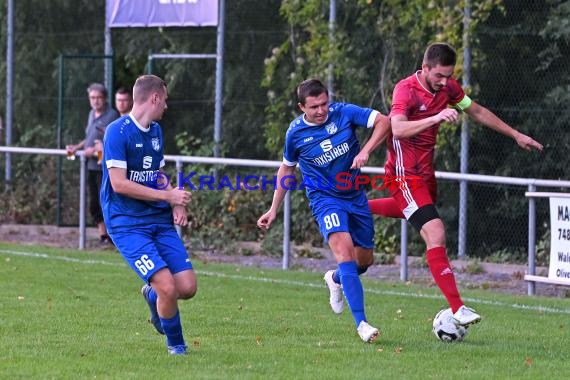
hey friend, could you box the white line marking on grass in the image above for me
[0,249,126,267]
[198,271,570,315]
[3,248,570,315]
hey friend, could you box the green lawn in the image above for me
[1,242,569,380]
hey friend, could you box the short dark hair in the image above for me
[423,43,457,68]
[87,82,108,98]
[133,75,166,103]
[115,87,132,97]
[296,78,328,105]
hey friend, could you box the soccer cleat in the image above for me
[323,270,344,314]
[357,321,380,343]
[141,284,164,335]
[452,305,481,327]
[167,344,188,355]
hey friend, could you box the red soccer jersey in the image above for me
[385,71,466,179]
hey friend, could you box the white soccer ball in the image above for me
[432,308,467,342]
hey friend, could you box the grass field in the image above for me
[1,242,569,379]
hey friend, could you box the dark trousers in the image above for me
[88,170,104,224]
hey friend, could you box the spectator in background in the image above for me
[115,87,133,116]
[67,83,119,246]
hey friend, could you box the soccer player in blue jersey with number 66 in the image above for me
[257,79,391,343]
[100,75,195,356]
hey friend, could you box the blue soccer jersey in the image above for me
[283,102,378,202]
[100,115,173,232]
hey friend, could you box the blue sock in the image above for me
[147,286,158,304]
[160,310,185,347]
[334,265,367,283]
[338,261,367,327]
[332,269,341,284]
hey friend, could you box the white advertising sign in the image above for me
[548,197,570,282]
[107,0,218,28]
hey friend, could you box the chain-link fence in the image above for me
[0,1,568,263]
[455,0,568,261]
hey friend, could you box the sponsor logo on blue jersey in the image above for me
[313,142,349,166]
[129,169,159,183]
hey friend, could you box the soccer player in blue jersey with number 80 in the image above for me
[257,79,391,343]
[100,75,195,356]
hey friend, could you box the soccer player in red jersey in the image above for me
[369,42,543,326]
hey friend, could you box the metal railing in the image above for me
[524,192,570,295]
[2,146,570,292]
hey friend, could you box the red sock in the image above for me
[426,247,463,313]
[368,198,405,218]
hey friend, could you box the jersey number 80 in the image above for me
[323,213,341,230]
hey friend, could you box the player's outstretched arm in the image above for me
[351,113,390,169]
[464,102,543,151]
[514,132,543,151]
[257,163,296,230]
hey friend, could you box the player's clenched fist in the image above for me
[435,108,459,123]
[351,151,369,169]
[257,210,276,230]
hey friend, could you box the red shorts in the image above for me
[387,173,437,220]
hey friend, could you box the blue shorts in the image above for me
[310,192,375,249]
[110,224,193,283]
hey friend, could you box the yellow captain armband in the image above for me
[453,95,472,111]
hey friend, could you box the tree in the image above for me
[260,0,502,252]
[0,0,287,225]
